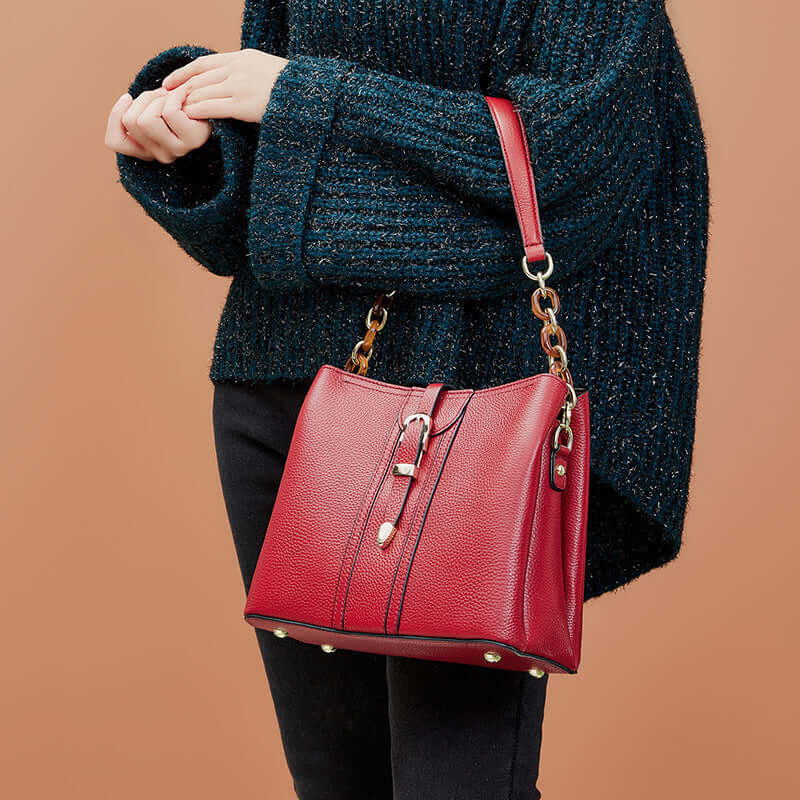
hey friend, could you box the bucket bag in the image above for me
[243,96,591,676]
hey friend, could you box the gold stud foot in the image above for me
[272,628,288,638]
[528,667,545,678]
[321,644,337,654]
[483,651,502,664]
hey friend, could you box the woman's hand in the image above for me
[105,84,212,163]
[161,49,289,124]
[105,49,287,163]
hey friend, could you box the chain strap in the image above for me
[523,252,576,450]
[343,291,397,375]
[343,253,576,449]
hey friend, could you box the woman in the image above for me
[105,1,708,797]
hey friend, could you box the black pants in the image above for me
[212,378,549,800]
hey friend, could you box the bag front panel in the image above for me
[244,365,589,672]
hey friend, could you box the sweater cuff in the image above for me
[247,55,353,290]
[116,45,257,277]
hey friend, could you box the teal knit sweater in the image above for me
[116,0,709,602]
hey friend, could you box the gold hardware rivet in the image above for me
[556,464,566,477]
[272,628,288,638]
[483,651,502,664]
[320,644,337,654]
[528,667,545,678]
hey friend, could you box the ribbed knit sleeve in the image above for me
[114,3,289,276]
[115,45,258,277]
[248,0,667,299]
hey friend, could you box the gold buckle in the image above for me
[398,413,432,453]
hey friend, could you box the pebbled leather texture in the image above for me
[244,96,591,674]
[244,365,591,674]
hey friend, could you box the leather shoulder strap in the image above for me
[345,96,555,377]
[484,96,546,266]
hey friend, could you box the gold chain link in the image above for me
[343,291,396,375]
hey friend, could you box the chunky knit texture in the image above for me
[116,0,709,602]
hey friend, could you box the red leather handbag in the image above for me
[244,97,591,676]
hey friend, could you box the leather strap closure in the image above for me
[377,383,452,548]
[484,96,547,266]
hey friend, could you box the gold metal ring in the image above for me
[350,339,372,364]
[551,344,568,370]
[541,323,567,357]
[553,422,574,451]
[366,305,389,331]
[522,251,554,282]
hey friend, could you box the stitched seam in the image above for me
[382,388,466,633]
[331,386,414,628]
[514,106,543,245]
[338,389,415,628]
[340,377,411,396]
[340,366,565,400]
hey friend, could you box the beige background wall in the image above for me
[1,1,797,797]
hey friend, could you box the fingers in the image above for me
[169,61,233,118]
[107,49,241,163]
[183,96,235,120]
[161,84,213,149]
[183,73,232,108]
[120,88,174,162]
[181,65,229,93]
[106,82,214,162]
[104,91,152,159]
[161,52,228,89]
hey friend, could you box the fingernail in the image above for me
[115,92,131,106]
